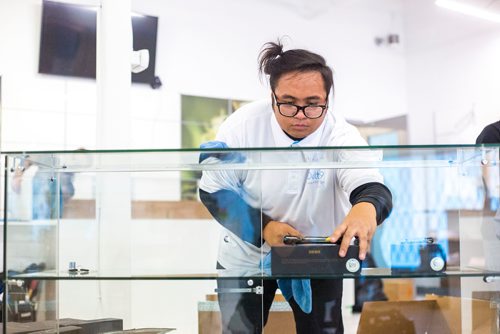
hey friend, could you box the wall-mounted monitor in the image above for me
[38,0,97,79]
[38,0,158,85]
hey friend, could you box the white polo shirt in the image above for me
[199,99,383,269]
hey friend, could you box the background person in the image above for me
[476,120,500,272]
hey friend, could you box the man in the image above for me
[199,40,392,334]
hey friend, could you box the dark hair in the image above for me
[258,39,334,97]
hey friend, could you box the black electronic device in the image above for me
[283,235,360,246]
[390,238,447,274]
[39,0,97,79]
[283,236,330,245]
[271,243,362,275]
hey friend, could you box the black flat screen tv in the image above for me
[38,0,158,85]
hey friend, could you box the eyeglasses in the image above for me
[273,92,328,119]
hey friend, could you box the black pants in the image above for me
[216,277,344,334]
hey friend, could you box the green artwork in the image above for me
[181,95,248,200]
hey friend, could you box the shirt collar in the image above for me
[271,110,328,147]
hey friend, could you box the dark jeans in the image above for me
[216,276,344,334]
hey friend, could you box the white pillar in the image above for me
[96,0,132,149]
[95,0,132,328]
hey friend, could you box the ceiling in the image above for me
[401,0,500,52]
[462,0,500,14]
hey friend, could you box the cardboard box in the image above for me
[382,278,415,301]
[471,291,500,334]
[198,294,295,334]
[357,295,496,334]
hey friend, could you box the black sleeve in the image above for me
[199,188,272,247]
[476,122,500,144]
[349,182,393,225]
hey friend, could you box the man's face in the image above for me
[272,70,329,139]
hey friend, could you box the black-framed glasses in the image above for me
[273,92,328,119]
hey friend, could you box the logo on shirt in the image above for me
[307,169,325,185]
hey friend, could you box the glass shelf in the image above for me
[9,267,500,281]
[4,144,498,172]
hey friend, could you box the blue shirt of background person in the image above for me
[32,171,74,220]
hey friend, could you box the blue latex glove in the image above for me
[199,140,261,245]
[199,141,245,163]
[262,253,312,314]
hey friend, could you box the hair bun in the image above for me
[258,40,284,76]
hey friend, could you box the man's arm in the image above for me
[349,182,392,224]
[199,188,303,247]
[329,182,393,260]
[199,188,272,247]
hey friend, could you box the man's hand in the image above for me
[263,221,303,246]
[328,202,377,260]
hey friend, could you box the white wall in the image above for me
[0,0,99,150]
[2,0,500,149]
[403,0,500,144]
[0,0,408,152]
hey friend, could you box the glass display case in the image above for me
[2,145,499,333]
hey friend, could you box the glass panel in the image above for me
[3,145,500,331]
[4,145,500,279]
[4,155,59,327]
